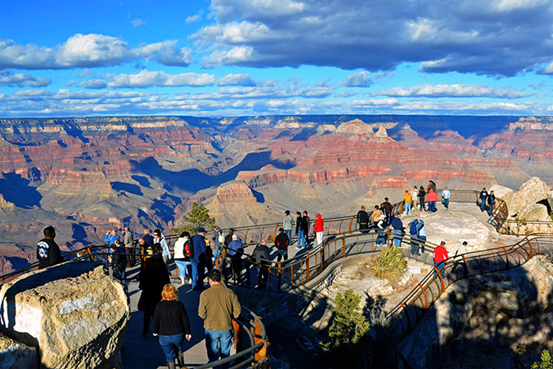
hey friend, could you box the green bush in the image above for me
[532,350,553,369]
[320,290,370,351]
[371,246,407,283]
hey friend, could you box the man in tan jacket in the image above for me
[198,269,241,368]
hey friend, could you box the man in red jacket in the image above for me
[314,214,324,246]
[433,241,449,280]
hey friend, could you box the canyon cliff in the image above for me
[0,115,552,273]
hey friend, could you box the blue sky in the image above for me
[1,0,552,117]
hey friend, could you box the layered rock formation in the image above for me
[2,115,553,273]
[0,261,129,368]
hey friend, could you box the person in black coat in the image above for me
[275,228,290,262]
[36,225,64,269]
[110,239,127,281]
[138,257,170,336]
[153,284,192,369]
[251,240,270,289]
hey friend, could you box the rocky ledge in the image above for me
[0,262,129,369]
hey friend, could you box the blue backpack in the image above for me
[409,221,418,235]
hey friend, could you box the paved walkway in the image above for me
[121,266,215,369]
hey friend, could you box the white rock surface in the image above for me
[0,262,129,369]
[490,184,514,209]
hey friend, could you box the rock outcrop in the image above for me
[0,261,129,369]
[0,334,39,369]
[509,177,550,216]
[398,255,553,369]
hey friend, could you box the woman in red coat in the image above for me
[314,214,324,246]
[426,188,439,213]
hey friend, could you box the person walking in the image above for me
[227,234,244,285]
[153,284,192,369]
[442,186,451,210]
[198,269,242,369]
[314,214,324,246]
[418,186,427,211]
[282,211,294,243]
[487,190,496,216]
[153,229,172,266]
[375,215,387,246]
[371,205,383,225]
[252,240,270,289]
[295,211,307,249]
[192,228,208,290]
[212,226,224,261]
[381,197,393,224]
[275,228,289,262]
[403,190,412,215]
[479,188,488,212]
[433,241,449,280]
[451,241,468,278]
[303,211,311,245]
[357,206,370,232]
[411,186,419,212]
[390,214,404,247]
[427,188,439,213]
[110,240,126,281]
[123,226,135,267]
[174,232,197,287]
[138,257,170,336]
[36,225,64,269]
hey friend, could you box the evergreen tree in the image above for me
[532,350,553,369]
[321,290,370,351]
[172,202,216,235]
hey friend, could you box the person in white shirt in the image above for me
[442,186,451,209]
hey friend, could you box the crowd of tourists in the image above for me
[33,180,500,368]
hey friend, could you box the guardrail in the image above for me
[387,236,553,341]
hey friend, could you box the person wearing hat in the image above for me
[376,214,387,246]
[275,228,289,262]
[192,227,208,290]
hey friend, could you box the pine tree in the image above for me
[532,350,553,369]
[172,202,216,235]
[321,290,370,351]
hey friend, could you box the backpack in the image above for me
[410,221,418,236]
[184,238,193,258]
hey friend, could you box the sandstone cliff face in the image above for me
[0,262,129,369]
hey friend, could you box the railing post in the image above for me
[277,262,282,293]
[321,241,325,270]
[252,318,268,363]
[526,237,534,258]
[349,216,355,233]
[306,251,310,281]
[342,234,346,258]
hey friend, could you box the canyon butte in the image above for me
[1,115,553,273]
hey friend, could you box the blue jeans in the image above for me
[214,245,221,260]
[376,230,386,245]
[428,201,437,212]
[297,230,305,249]
[393,230,402,247]
[205,329,233,369]
[434,261,447,280]
[404,202,412,215]
[284,229,292,242]
[159,333,185,362]
[443,198,449,209]
[276,249,288,262]
[174,259,197,287]
[480,198,487,211]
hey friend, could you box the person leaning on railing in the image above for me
[36,225,64,269]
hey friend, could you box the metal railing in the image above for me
[387,236,553,341]
[0,245,270,369]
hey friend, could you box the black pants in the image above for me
[230,256,242,284]
[257,265,268,288]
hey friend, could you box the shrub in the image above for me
[371,246,407,283]
[532,350,553,369]
[320,290,370,351]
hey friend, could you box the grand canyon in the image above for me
[1,115,553,273]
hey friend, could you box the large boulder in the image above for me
[489,184,514,210]
[398,255,553,369]
[509,177,550,217]
[0,262,129,369]
[0,334,39,369]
